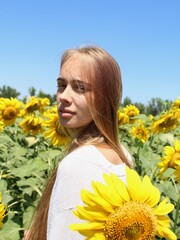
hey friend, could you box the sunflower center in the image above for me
[26,103,39,113]
[3,106,17,120]
[104,201,157,240]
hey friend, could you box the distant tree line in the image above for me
[0,85,173,116]
[0,85,56,105]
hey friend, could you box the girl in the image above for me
[27,45,132,239]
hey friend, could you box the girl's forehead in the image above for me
[61,55,93,82]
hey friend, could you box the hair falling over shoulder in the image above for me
[26,170,57,240]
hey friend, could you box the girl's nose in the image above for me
[57,86,72,104]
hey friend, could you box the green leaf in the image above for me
[0,220,20,240]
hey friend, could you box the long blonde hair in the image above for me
[27,45,131,239]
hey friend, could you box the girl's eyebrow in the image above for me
[57,77,66,82]
[57,77,91,87]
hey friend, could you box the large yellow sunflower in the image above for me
[43,113,70,146]
[131,123,150,143]
[158,140,180,173]
[0,98,23,126]
[151,111,179,133]
[70,166,177,240]
[20,116,44,135]
[0,193,5,228]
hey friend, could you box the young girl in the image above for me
[27,45,132,239]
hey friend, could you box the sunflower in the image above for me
[117,110,129,126]
[158,140,180,173]
[70,166,177,240]
[0,193,6,228]
[20,116,44,135]
[123,105,140,124]
[43,113,70,146]
[0,98,23,126]
[22,96,50,115]
[151,111,179,133]
[131,123,149,143]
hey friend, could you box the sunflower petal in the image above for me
[81,190,114,212]
[70,222,104,231]
[126,166,142,201]
[73,205,108,221]
[156,226,177,240]
[153,198,174,215]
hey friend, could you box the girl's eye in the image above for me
[57,83,66,91]
[78,85,86,92]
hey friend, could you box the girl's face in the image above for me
[57,55,93,129]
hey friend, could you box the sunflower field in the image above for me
[0,96,180,240]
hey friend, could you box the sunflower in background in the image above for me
[22,96,50,115]
[131,121,150,143]
[43,112,70,147]
[70,166,177,240]
[20,115,44,135]
[158,140,180,173]
[123,104,140,124]
[0,98,23,126]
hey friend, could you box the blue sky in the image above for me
[0,0,179,104]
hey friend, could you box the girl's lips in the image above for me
[59,110,75,118]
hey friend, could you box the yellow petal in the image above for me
[92,181,122,207]
[153,198,174,216]
[81,190,114,212]
[156,215,170,228]
[138,176,160,206]
[156,226,177,240]
[70,222,104,231]
[73,205,108,222]
[109,173,130,202]
[126,166,142,201]
[87,232,105,240]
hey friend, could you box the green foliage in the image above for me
[0,126,64,239]
[0,86,20,98]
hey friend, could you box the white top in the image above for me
[47,145,130,240]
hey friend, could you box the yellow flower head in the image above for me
[0,98,23,126]
[22,96,50,115]
[123,105,140,124]
[151,111,179,134]
[43,113,70,146]
[70,167,177,240]
[131,123,150,143]
[158,140,180,173]
[117,110,129,126]
[0,193,6,228]
[123,105,140,118]
[20,116,44,135]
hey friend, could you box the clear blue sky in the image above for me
[0,0,179,104]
